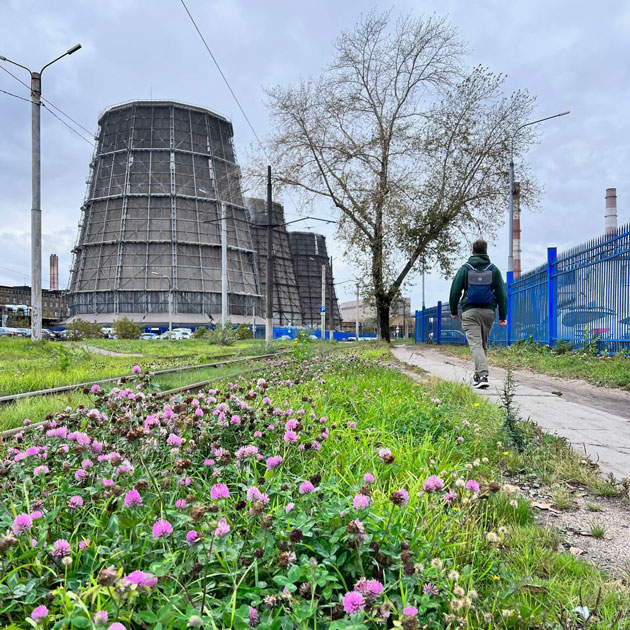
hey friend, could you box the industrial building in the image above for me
[288,232,341,329]
[245,197,303,326]
[67,100,262,326]
[340,296,412,337]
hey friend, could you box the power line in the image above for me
[177,0,307,222]
[178,0,265,153]
[0,88,32,103]
[42,103,94,146]
[1,63,95,144]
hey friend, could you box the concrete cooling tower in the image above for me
[245,197,303,326]
[288,231,341,329]
[67,100,262,326]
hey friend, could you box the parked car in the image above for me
[0,327,18,337]
[140,333,160,340]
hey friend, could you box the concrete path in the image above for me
[392,345,630,480]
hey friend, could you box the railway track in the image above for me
[0,350,290,407]
[0,363,270,439]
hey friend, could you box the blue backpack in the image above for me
[465,263,495,306]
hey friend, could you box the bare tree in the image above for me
[256,11,537,341]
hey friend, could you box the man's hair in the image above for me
[472,239,488,255]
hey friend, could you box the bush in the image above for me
[208,323,236,346]
[65,319,102,340]
[113,317,141,339]
[234,323,253,340]
[192,326,210,339]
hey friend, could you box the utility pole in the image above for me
[355,283,360,339]
[1,44,82,342]
[252,304,256,338]
[320,263,326,341]
[265,166,274,348]
[221,202,228,326]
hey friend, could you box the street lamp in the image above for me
[508,110,570,274]
[1,44,82,342]
[151,271,173,336]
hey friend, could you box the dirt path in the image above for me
[392,345,630,479]
[80,344,142,358]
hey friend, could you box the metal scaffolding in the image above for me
[245,197,303,326]
[67,100,262,325]
[288,232,341,329]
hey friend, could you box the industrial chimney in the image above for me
[512,182,522,279]
[50,254,59,291]
[605,188,618,236]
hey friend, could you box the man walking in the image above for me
[449,239,507,389]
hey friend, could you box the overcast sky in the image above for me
[1,0,629,310]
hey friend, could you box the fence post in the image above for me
[421,306,426,342]
[436,301,442,344]
[506,271,513,346]
[547,247,557,347]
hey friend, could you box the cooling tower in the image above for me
[245,197,303,326]
[288,232,341,329]
[67,101,262,325]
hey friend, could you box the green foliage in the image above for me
[1,350,628,627]
[234,323,253,340]
[192,326,210,339]
[208,323,236,346]
[65,319,102,340]
[112,317,141,339]
[499,365,527,451]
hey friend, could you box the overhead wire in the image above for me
[177,0,311,223]
[1,63,95,146]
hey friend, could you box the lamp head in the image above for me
[67,44,82,55]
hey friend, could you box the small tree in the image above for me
[235,323,253,340]
[257,11,538,341]
[208,323,236,346]
[192,326,210,339]
[113,318,141,339]
[66,319,102,340]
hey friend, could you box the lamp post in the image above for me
[508,110,570,274]
[151,272,172,336]
[1,44,82,342]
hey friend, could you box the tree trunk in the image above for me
[376,297,391,342]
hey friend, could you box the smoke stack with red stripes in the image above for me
[50,254,59,291]
[512,182,522,279]
[605,188,618,236]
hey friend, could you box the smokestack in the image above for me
[512,182,522,279]
[50,254,59,291]
[605,188,618,236]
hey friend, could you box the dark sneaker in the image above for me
[473,376,489,389]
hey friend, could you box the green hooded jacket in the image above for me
[449,254,508,320]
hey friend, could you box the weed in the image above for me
[585,502,603,512]
[499,364,527,451]
[552,486,576,510]
[589,522,607,539]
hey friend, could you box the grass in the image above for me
[430,342,630,390]
[0,338,286,396]
[2,344,629,627]
[590,522,607,539]
[278,350,630,625]
[0,357,279,432]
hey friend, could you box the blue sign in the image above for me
[320,306,326,313]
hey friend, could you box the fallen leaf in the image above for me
[569,546,585,556]
[531,501,562,514]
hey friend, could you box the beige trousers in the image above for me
[461,308,496,377]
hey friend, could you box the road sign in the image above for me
[320,306,326,313]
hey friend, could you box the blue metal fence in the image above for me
[415,223,630,352]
